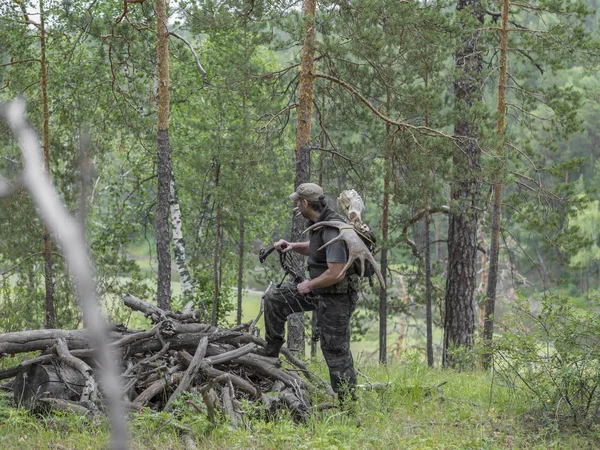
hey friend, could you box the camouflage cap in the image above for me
[289,183,324,202]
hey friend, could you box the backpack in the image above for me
[346,224,375,279]
[337,189,378,279]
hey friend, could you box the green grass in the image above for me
[4,284,597,448]
[1,360,599,449]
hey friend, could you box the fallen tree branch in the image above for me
[54,338,98,405]
[164,337,208,412]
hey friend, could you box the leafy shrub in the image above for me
[494,294,600,427]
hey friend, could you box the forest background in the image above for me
[1,0,600,447]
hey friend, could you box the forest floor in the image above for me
[1,356,599,449]
[3,277,597,448]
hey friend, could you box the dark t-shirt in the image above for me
[322,227,347,263]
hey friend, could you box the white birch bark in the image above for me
[170,172,208,316]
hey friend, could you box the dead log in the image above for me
[2,293,322,424]
[164,337,208,412]
[0,327,132,356]
[178,350,257,397]
[181,433,198,450]
[202,388,218,424]
[132,372,184,407]
[204,342,257,366]
[12,362,85,407]
[36,398,94,416]
[220,383,242,429]
[123,342,170,378]
[229,333,333,394]
[205,345,305,389]
[0,366,20,381]
[0,348,96,382]
[122,293,201,323]
[54,338,98,405]
[0,329,92,356]
[278,388,310,421]
[123,330,244,356]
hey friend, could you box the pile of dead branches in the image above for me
[0,294,330,427]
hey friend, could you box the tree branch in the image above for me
[506,102,553,120]
[400,206,451,261]
[115,0,146,24]
[0,59,41,68]
[257,104,297,132]
[514,49,544,75]
[313,72,456,140]
[2,99,129,449]
[309,146,353,162]
[169,31,207,83]
[14,1,41,31]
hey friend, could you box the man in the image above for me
[261,183,360,400]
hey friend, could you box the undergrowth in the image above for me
[1,354,599,449]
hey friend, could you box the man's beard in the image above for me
[293,206,306,218]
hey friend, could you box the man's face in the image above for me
[296,199,309,218]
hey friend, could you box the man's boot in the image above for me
[256,341,282,357]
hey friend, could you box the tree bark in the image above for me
[39,0,55,329]
[288,0,318,357]
[379,89,392,365]
[237,52,248,328]
[311,89,326,359]
[0,329,92,356]
[211,164,222,326]
[443,0,484,368]
[164,336,208,412]
[237,217,245,326]
[13,362,85,407]
[424,62,434,367]
[170,171,193,301]
[425,199,434,367]
[483,0,510,369]
[156,0,172,311]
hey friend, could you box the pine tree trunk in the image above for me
[39,0,56,329]
[379,93,391,364]
[425,202,434,367]
[424,63,433,367]
[237,52,248,328]
[211,164,222,326]
[483,0,510,369]
[237,217,245,326]
[288,0,318,357]
[379,193,388,364]
[311,91,326,359]
[155,0,172,311]
[443,0,484,368]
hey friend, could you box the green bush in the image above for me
[494,294,600,428]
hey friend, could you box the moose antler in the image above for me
[338,189,369,233]
[303,221,385,287]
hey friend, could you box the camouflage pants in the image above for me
[262,281,357,393]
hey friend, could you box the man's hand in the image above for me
[274,239,292,252]
[300,262,345,294]
[297,279,312,295]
